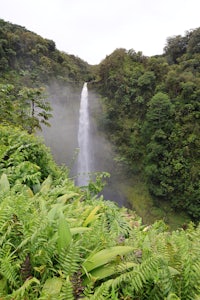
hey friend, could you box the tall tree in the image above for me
[17,87,52,133]
[0,84,52,134]
[142,92,174,197]
[0,84,15,124]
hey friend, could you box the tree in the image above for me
[0,84,52,134]
[17,87,52,133]
[0,84,15,123]
[164,34,189,64]
[187,27,200,54]
[144,92,174,133]
[142,92,175,197]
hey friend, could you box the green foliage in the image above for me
[0,84,16,127]
[0,125,59,186]
[57,216,72,253]
[164,34,189,64]
[87,172,110,195]
[17,86,52,133]
[142,93,175,197]
[1,18,200,298]
[0,18,90,85]
[0,83,52,133]
[0,126,200,299]
[95,27,200,220]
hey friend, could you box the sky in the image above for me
[1,0,200,65]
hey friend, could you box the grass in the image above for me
[119,176,191,230]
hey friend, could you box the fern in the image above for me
[109,256,161,297]
[57,243,81,277]
[166,294,181,300]
[1,125,200,299]
[146,263,174,300]
[56,243,83,298]
[84,279,113,300]
[104,206,132,240]
[59,277,75,300]
[0,248,20,289]
[180,252,200,299]
[168,228,200,299]
[8,277,40,300]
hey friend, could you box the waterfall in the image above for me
[77,82,91,186]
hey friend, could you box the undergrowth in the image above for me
[0,125,199,299]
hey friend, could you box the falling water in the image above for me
[77,82,91,186]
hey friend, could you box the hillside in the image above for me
[0,19,92,86]
[93,28,200,221]
[0,19,94,134]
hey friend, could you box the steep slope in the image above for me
[0,19,92,86]
[94,28,200,220]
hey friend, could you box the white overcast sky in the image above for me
[1,0,200,64]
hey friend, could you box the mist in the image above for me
[40,82,81,167]
[39,81,129,207]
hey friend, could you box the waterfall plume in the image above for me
[77,83,90,186]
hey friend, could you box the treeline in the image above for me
[94,28,200,220]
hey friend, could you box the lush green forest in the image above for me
[93,28,200,221]
[0,18,91,133]
[0,19,200,299]
[0,19,91,85]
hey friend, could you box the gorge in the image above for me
[40,82,129,207]
[40,82,190,229]
[1,18,199,299]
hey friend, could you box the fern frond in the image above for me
[180,255,200,299]
[0,249,20,288]
[0,198,12,231]
[84,279,113,300]
[166,293,181,299]
[10,277,40,300]
[153,264,174,299]
[59,276,75,300]
[111,256,161,295]
[57,243,81,277]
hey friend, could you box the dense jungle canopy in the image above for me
[93,28,200,220]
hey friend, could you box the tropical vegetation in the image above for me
[0,19,91,85]
[94,28,200,220]
[0,18,90,134]
[0,19,200,299]
[0,125,200,299]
